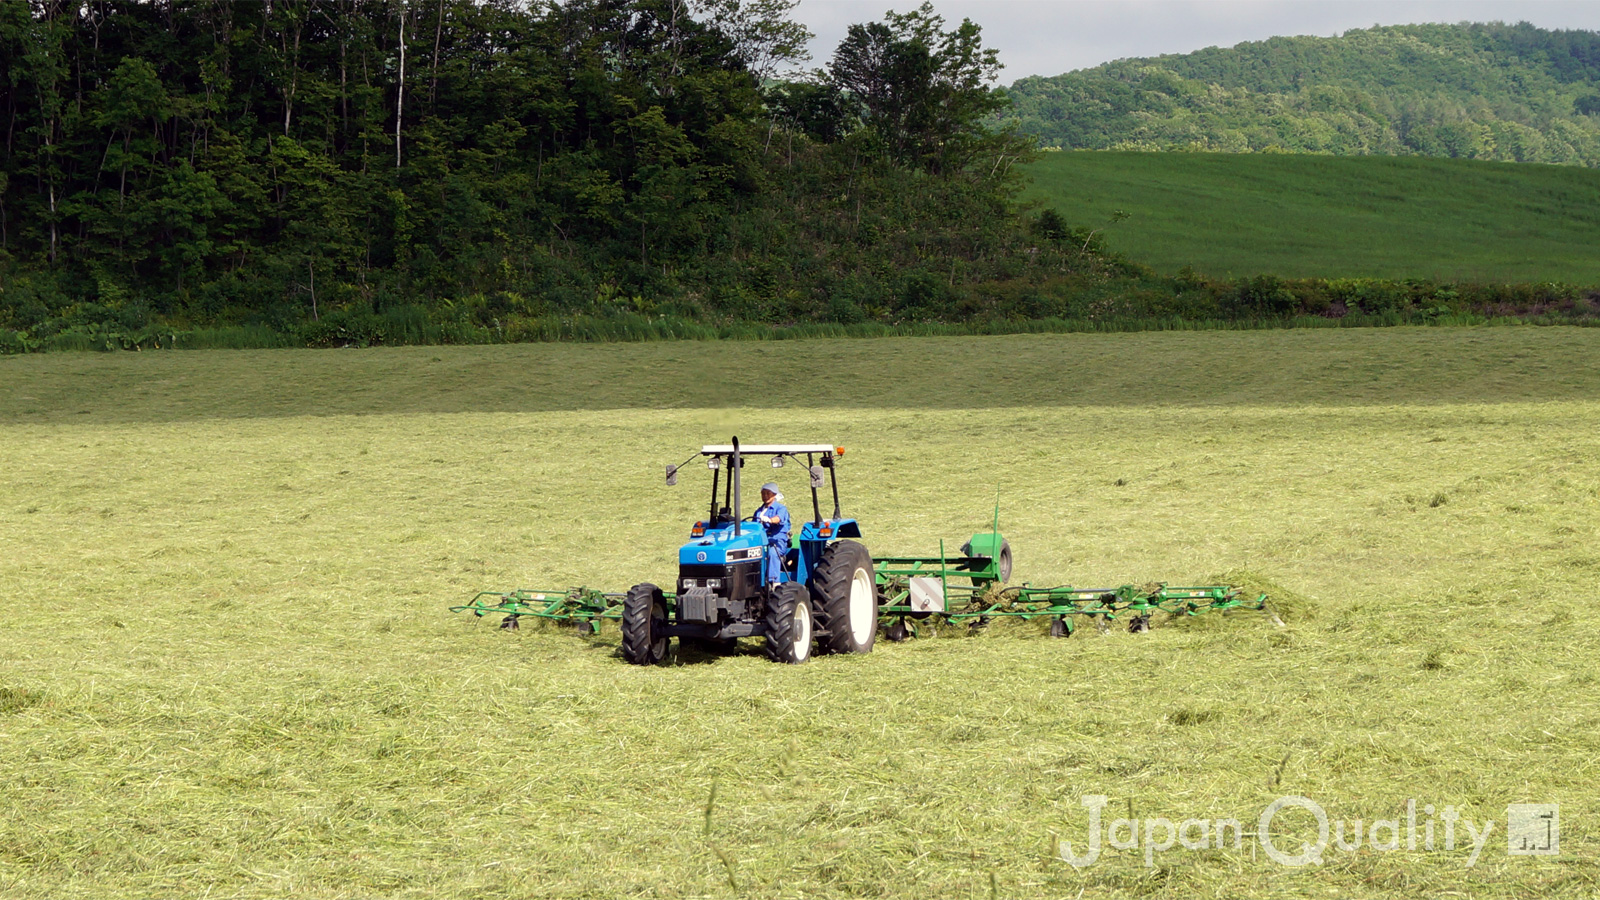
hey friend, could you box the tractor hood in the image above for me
[679,523,767,566]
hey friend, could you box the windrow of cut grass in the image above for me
[2,328,1598,899]
[1022,151,1600,282]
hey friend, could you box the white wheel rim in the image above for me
[794,600,812,662]
[651,602,668,657]
[848,568,874,645]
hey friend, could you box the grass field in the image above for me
[3,329,1599,898]
[1021,151,1600,282]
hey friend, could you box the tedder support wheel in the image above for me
[622,583,669,665]
[764,582,814,664]
[1050,616,1073,639]
[961,539,1013,583]
[886,618,910,643]
[810,540,877,655]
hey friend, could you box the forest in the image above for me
[0,0,1063,348]
[0,5,1595,351]
[1008,22,1600,164]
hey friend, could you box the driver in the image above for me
[754,482,790,586]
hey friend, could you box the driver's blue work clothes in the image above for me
[755,500,790,583]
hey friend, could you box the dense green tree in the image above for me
[1007,22,1600,166]
[0,0,1103,345]
[827,1,1025,174]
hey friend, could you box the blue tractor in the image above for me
[622,438,878,665]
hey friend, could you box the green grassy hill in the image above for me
[1022,151,1600,280]
[1007,22,1600,165]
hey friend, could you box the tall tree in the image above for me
[828,1,1023,174]
[690,0,810,80]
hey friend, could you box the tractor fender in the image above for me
[796,518,861,541]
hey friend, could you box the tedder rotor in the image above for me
[451,437,1275,663]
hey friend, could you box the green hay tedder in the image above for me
[452,437,1275,662]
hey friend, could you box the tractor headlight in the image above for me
[707,457,720,470]
[771,455,784,468]
[705,578,722,588]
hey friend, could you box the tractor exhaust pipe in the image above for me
[731,436,741,536]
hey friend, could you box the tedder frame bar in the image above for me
[451,587,641,633]
[454,534,1273,638]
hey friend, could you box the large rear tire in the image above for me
[764,582,814,664]
[811,540,877,655]
[622,583,669,665]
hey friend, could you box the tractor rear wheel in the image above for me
[764,582,814,664]
[622,583,669,665]
[810,540,877,655]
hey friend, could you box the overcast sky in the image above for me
[790,1,1600,81]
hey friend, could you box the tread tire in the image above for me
[622,583,669,665]
[811,539,877,655]
[764,582,813,664]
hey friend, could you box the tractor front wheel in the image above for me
[764,582,814,664]
[811,540,877,655]
[622,583,669,665]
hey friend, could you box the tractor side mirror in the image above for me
[665,465,678,486]
[809,465,825,488]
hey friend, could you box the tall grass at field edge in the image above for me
[4,309,1595,354]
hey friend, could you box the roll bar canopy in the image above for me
[701,444,840,455]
